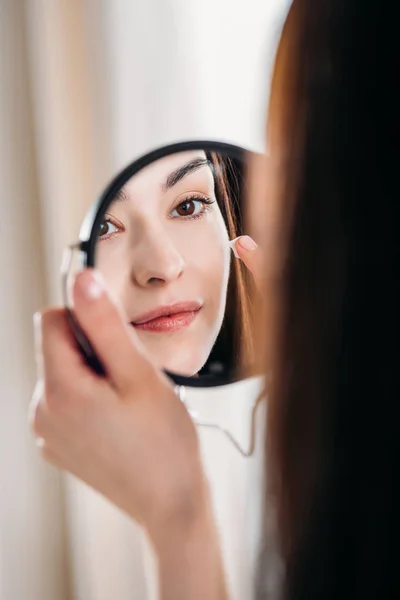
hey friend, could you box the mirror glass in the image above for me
[64,143,260,387]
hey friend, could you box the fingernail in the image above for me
[76,269,105,301]
[238,235,257,251]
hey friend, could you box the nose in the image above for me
[131,226,185,287]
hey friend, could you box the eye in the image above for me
[98,218,121,240]
[170,196,214,219]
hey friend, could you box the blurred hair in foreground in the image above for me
[257,0,399,598]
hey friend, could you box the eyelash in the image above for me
[98,195,216,241]
[169,194,216,221]
[97,215,124,241]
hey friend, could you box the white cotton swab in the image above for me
[228,237,240,259]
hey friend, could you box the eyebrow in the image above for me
[113,188,128,203]
[162,157,213,191]
[111,157,213,204]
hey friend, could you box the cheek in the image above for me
[176,216,230,301]
[200,229,230,295]
[95,242,129,295]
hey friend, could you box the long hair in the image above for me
[261,1,399,599]
[202,152,254,376]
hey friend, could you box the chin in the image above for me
[162,360,201,378]
[155,349,210,378]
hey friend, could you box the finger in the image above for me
[28,377,76,444]
[36,309,103,419]
[232,236,264,291]
[37,308,97,396]
[29,379,66,442]
[72,269,156,395]
[35,437,68,471]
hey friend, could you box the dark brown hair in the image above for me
[261,1,399,599]
[203,152,254,375]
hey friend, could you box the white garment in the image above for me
[66,377,266,600]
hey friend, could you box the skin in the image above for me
[29,151,266,600]
[95,151,231,376]
[30,272,231,600]
[29,241,263,600]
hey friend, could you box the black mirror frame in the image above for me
[72,139,256,388]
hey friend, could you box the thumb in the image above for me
[232,235,264,291]
[72,269,155,394]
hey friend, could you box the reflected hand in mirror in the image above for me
[62,142,263,387]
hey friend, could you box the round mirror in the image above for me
[62,141,262,388]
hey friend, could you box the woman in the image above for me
[259,1,399,599]
[30,0,398,598]
[95,149,253,377]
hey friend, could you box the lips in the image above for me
[131,301,202,333]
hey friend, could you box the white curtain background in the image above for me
[0,1,289,599]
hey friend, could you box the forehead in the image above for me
[123,150,209,197]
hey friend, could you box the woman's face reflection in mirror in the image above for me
[95,150,236,376]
